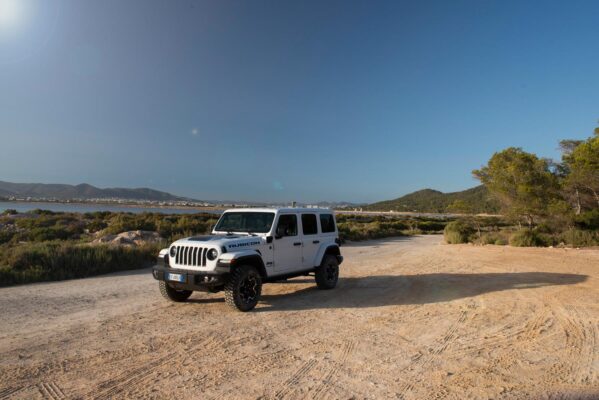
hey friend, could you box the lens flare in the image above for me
[0,0,22,30]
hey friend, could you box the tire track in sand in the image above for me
[273,359,318,400]
[447,307,554,358]
[0,387,24,400]
[309,340,356,400]
[397,310,468,399]
[37,382,66,400]
[90,334,223,399]
[559,305,597,385]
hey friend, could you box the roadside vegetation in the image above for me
[444,126,599,247]
[0,208,501,286]
[336,214,448,240]
[0,210,219,286]
[0,242,159,286]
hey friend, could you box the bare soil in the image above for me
[1,235,598,400]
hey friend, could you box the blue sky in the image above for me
[0,0,598,203]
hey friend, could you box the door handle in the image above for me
[293,242,302,246]
[312,240,320,244]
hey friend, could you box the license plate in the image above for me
[167,273,185,283]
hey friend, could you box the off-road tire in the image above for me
[315,255,339,290]
[224,265,262,312]
[159,281,192,302]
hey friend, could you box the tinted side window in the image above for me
[320,214,336,233]
[276,214,297,236]
[301,214,317,235]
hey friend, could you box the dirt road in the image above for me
[1,235,598,399]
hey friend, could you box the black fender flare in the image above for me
[318,245,342,266]
[231,255,267,278]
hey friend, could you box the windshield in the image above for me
[214,212,275,233]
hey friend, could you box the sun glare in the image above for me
[0,0,22,30]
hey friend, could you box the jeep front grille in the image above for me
[175,246,208,267]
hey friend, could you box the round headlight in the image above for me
[207,248,218,261]
[169,246,177,257]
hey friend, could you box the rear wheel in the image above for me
[315,255,339,289]
[159,281,192,302]
[224,265,262,312]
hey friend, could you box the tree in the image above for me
[473,147,560,228]
[557,139,585,214]
[563,132,599,210]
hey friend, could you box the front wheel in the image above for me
[224,265,262,312]
[159,281,192,302]
[315,255,339,290]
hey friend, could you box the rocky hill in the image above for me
[0,181,186,202]
[366,185,499,214]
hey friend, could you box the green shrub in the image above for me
[509,229,552,247]
[336,215,456,242]
[101,212,218,239]
[0,242,159,286]
[444,221,474,244]
[156,219,173,238]
[12,215,85,242]
[83,211,112,219]
[479,230,508,246]
[87,219,108,233]
[28,227,72,241]
[2,209,18,215]
[104,213,155,234]
[15,214,80,230]
[0,231,15,245]
[16,216,53,229]
[535,222,555,234]
[175,216,208,235]
[337,219,411,241]
[27,209,56,216]
[559,229,599,247]
[480,232,499,245]
[479,230,510,245]
[574,210,599,230]
[416,220,446,232]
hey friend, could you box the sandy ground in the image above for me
[0,235,598,400]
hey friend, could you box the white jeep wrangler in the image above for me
[152,208,343,311]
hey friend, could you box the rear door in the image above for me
[273,214,303,273]
[319,212,338,247]
[301,213,320,268]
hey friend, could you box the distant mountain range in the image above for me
[365,185,499,214]
[0,180,498,213]
[0,181,186,202]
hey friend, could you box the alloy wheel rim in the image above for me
[239,275,259,303]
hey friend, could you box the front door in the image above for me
[273,214,303,273]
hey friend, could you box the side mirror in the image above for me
[266,236,273,243]
[275,225,286,238]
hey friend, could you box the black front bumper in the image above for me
[152,265,227,291]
